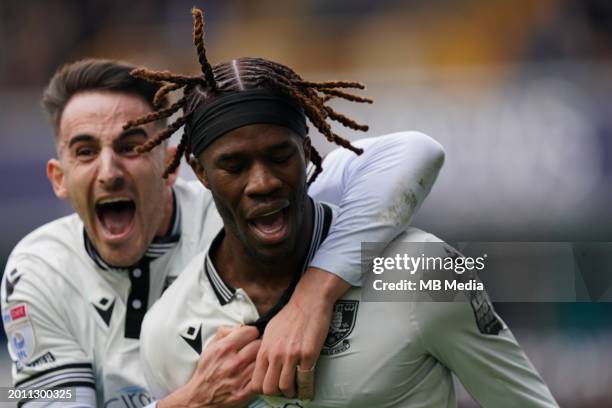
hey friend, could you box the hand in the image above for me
[251,267,350,398]
[159,325,261,408]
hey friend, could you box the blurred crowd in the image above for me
[2,0,612,87]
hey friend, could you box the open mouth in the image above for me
[95,197,136,238]
[248,206,290,244]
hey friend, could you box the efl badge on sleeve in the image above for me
[4,303,36,363]
[8,325,35,363]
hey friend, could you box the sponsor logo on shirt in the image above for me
[11,304,27,320]
[103,386,153,408]
[2,303,28,327]
[16,351,55,372]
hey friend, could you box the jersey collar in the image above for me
[204,199,334,309]
[83,189,182,271]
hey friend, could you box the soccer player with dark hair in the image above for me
[138,7,557,408]
[1,11,445,408]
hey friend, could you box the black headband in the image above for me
[186,89,308,157]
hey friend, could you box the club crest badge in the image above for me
[322,300,359,355]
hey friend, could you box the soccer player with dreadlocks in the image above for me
[138,7,557,408]
[124,7,444,405]
[1,8,447,408]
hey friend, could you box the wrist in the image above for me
[296,267,350,308]
[157,388,193,408]
[157,395,176,408]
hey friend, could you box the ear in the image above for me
[189,155,210,189]
[47,159,68,199]
[164,145,179,187]
[303,136,311,164]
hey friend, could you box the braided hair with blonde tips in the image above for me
[191,7,217,90]
[126,7,372,184]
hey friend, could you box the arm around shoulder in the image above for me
[309,131,445,286]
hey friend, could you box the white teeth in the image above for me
[259,209,282,217]
[97,197,132,205]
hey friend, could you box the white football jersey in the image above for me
[1,179,222,407]
[141,215,558,407]
[2,131,446,407]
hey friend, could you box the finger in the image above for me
[220,325,260,350]
[278,355,298,398]
[212,325,236,341]
[298,350,318,377]
[297,365,315,400]
[262,355,282,395]
[234,364,258,407]
[296,349,317,399]
[239,360,256,389]
[236,362,257,406]
[251,347,269,394]
[234,390,257,408]
[238,339,261,364]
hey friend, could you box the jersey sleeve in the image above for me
[1,256,95,393]
[404,234,558,407]
[412,295,558,406]
[415,301,558,408]
[308,131,445,285]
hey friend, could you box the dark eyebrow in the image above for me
[117,127,148,141]
[67,128,148,149]
[217,152,247,163]
[215,142,295,163]
[267,141,294,152]
[270,142,291,150]
[68,134,96,149]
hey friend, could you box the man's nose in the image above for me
[97,148,124,190]
[244,162,282,198]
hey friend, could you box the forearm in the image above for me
[309,131,444,285]
[293,267,351,307]
[157,390,197,408]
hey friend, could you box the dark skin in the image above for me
[191,124,314,316]
[190,123,350,399]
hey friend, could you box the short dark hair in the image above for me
[41,58,166,135]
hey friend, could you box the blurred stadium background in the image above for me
[1,0,611,406]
